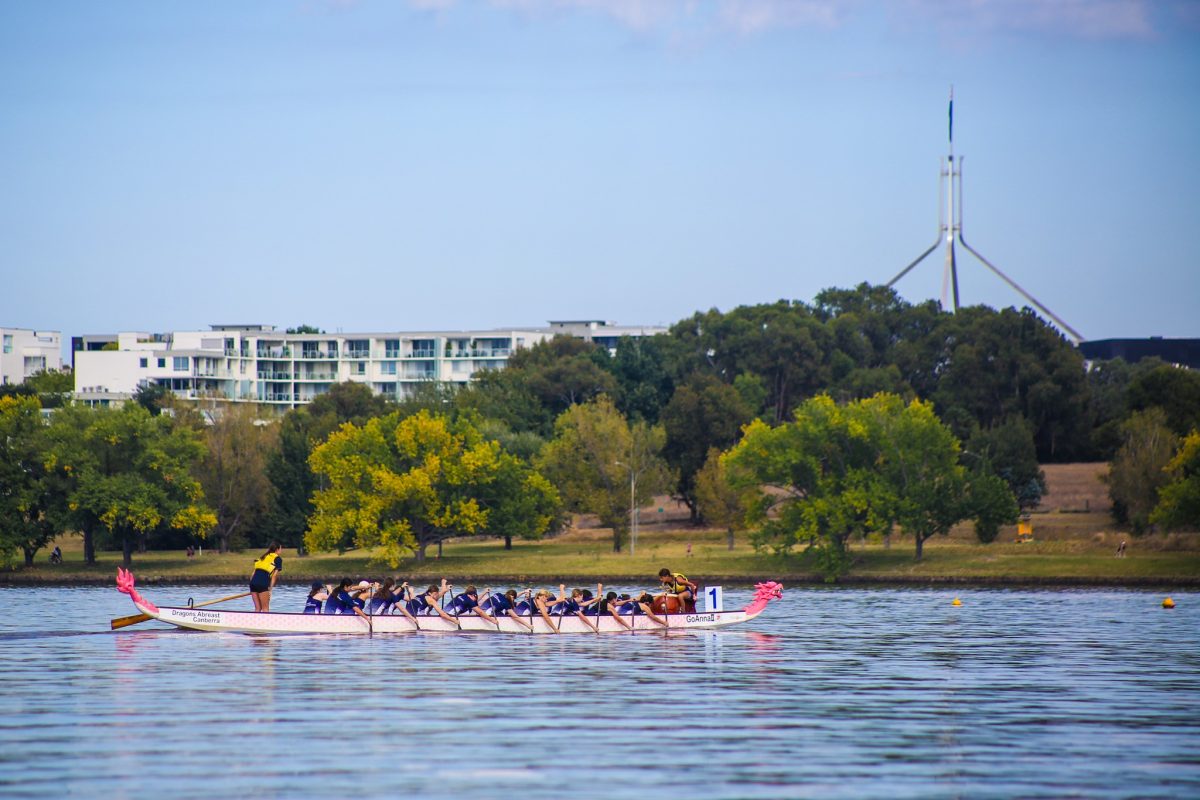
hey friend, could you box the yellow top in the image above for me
[253,553,281,574]
[666,573,692,594]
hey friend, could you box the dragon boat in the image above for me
[115,568,783,635]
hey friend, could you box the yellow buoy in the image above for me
[1162,597,1175,609]
[952,597,962,607]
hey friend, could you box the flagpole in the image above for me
[944,86,959,311]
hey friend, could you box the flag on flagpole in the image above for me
[948,86,954,144]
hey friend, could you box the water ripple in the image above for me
[0,586,1196,798]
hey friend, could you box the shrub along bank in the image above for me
[9,520,1198,587]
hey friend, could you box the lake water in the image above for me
[0,585,1196,798]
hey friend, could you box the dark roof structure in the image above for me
[1078,338,1200,370]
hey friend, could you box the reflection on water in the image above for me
[0,586,1197,798]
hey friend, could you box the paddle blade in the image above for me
[111,613,152,630]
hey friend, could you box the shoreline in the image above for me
[5,573,1197,589]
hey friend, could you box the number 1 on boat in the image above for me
[704,586,723,613]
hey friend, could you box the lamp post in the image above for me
[614,460,638,556]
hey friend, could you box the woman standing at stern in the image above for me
[249,543,283,612]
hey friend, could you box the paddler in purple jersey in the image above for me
[446,585,499,626]
[480,588,534,631]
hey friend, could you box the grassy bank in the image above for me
[7,513,1199,587]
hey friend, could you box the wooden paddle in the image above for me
[366,589,374,638]
[442,583,462,630]
[111,591,251,630]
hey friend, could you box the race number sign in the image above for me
[702,585,724,613]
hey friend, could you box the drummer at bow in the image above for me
[657,568,698,613]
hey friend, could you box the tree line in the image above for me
[2,283,1197,575]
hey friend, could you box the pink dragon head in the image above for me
[116,567,159,613]
[742,580,783,616]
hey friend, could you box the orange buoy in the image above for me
[951,597,962,607]
[1162,597,1176,609]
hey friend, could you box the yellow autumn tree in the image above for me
[306,410,557,565]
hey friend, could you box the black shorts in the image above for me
[249,571,271,593]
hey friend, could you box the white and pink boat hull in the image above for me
[116,569,784,636]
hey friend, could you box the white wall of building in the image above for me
[0,328,63,385]
[74,349,150,394]
[69,323,664,408]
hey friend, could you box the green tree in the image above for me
[966,416,1046,510]
[479,452,561,550]
[661,373,753,521]
[727,393,1009,572]
[0,383,36,401]
[671,301,831,424]
[814,285,919,402]
[932,306,1090,462]
[725,395,885,578]
[864,398,1003,561]
[264,382,392,551]
[537,396,672,552]
[54,404,215,566]
[966,470,1020,544]
[1105,408,1178,534]
[24,368,73,394]
[504,336,617,423]
[23,368,74,408]
[1152,430,1200,531]
[604,335,675,424]
[475,417,546,463]
[1085,358,1137,459]
[693,447,746,550]
[1126,365,1200,438]
[732,373,769,419]
[456,368,552,437]
[0,395,56,567]
[394,380,458,418]
[132,383,171,416]
[42,403,102,563]
[264,412,319,552]
[286,324,325,334]
[306,410,552,565]
[195,404,279,552]
[309,380,394,423]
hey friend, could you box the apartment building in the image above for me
[73,321,665,408]
[0,327,63,385]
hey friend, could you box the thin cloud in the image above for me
[489,0,682,31]
[718,1,846,35]
[899,0,1156,40]
[407,0,847,34]
[404,0,1169,40]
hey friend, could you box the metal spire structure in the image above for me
[886,89,1083,344]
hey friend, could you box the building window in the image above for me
[139,358,148,368]
[157,358,166,368]
[2,335,11,354]
[173,357,189,371]
[381,361,396,375]
[353,361,366,375]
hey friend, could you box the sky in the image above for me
[2,0,1198,351]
